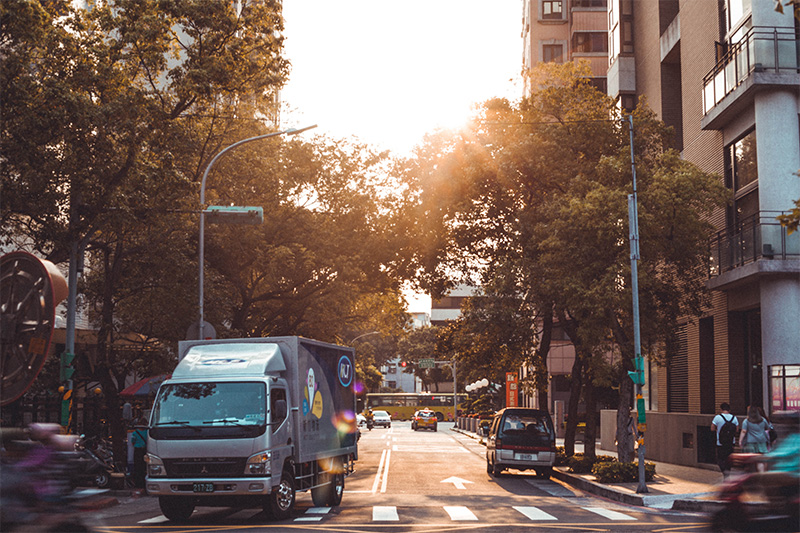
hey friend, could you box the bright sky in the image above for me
[280,2,523,313]
[280,0,524,157]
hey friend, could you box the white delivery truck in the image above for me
[145,337,358,521]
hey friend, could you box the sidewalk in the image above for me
[451,426,726,512]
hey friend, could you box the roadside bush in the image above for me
[567,453,616,473]
[592,461,656,483]
[555,447,568,466]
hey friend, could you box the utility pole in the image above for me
[625,114,648,494]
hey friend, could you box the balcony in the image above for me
[708,211,800,290]
[701,26,800,130]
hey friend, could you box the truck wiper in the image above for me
[156,420,197,428]
[202,418,247,427]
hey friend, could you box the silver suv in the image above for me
[486,408,556,478]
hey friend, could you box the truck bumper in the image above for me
[146,477,273,497]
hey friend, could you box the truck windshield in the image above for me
[152,382,266,427]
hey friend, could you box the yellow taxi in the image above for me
[411,409,438,431]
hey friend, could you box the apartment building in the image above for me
[523,0,609,94]
[599,0,800,466]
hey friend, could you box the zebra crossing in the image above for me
[293,504,640,523]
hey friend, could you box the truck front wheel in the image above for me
[159,496,194,522]
[265,467,295,520]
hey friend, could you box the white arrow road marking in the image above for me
[444,506,478,521]
[583,507,637,520]
[373,506,400,521]
[513,506,558,520]
[441,476,473,490]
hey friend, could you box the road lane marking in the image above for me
[371,449,387,494]
[392,445,469,453]
[373,506,400,521]
[139,516,168,524]
[306,507,331,514]
[583,507,637,520]
[380,448,391,493]
[513,506,558,520]
[294,516,324,522]
[444,506,478,521]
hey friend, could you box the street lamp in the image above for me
[348,331,380,344]
[197,125,317,340]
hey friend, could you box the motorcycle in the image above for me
[74,435,116,489]
[710,434,800,532]
[0,424,105,532]
[366,418,374,431]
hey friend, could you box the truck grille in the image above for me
[163,458,246,478]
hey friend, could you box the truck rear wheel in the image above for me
[264,467,295,520]
[159,496,194,522]
[311,471,344,507]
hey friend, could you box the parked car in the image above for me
[486,408,556,478]
[356,414,366,427]
[412,410,437,431]
[372,410,392,428]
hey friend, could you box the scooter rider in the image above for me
[364,408,374,430]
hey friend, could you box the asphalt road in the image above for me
[88,421,707,532]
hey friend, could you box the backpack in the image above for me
[718,414,737,446]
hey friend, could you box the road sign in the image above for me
[419,358,435,368]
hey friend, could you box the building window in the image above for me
[572,32,608,54]
[388,366,396,374]
[770,365,800,413]
[543,44,564,63]
[573,0,607,7]
[725,129,758,230]
[542,0,563,19]
[667,323,689,413]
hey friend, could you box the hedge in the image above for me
[592,461,656,483]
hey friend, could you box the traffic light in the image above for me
[399,361,407,368]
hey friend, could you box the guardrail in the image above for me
[703,26,800,115]
[709,211,800,275]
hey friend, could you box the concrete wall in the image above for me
[601,409,729,470]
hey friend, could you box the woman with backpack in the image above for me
[740,405,770,453]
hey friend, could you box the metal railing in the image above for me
[709,211,800,276]
[703,26,800,115]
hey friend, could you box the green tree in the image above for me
[398,62,729,461]
[1,0,288,459]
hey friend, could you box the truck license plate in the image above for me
[516,453,537,461]
[192,483,214,493]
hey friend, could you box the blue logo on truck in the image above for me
[338,356,353,387]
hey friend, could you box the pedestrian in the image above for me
[131,418,148,488]
[711,402,738,477]
[739,405,769,453]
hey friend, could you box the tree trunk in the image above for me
[616,376,636,463]
[564,354,583,457]
[607,310,636,463]
[583,367,597,460]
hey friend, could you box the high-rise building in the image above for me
[602,0,800,466]
[522,0,609,94]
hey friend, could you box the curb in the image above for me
[552,468,646,506]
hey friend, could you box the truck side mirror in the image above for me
[274,399,287,421]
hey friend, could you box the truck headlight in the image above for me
[246,451,271,475]
[145,453,165,477]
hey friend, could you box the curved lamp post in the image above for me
[198,125,317,340]
[348,331,380,344]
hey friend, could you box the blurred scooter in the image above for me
[710,431,799,532]
[74,435,115,488]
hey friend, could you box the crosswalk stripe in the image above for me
[373,506,400,521]
[306,507,331,514]
[513,506,558,520]
[583,507,637,520]
[444,506,478,521]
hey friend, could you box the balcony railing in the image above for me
[703,26,800,115]
[709,211,800,276]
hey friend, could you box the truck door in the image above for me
[270,386,292,476]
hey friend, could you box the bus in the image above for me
[365,393,468,421]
